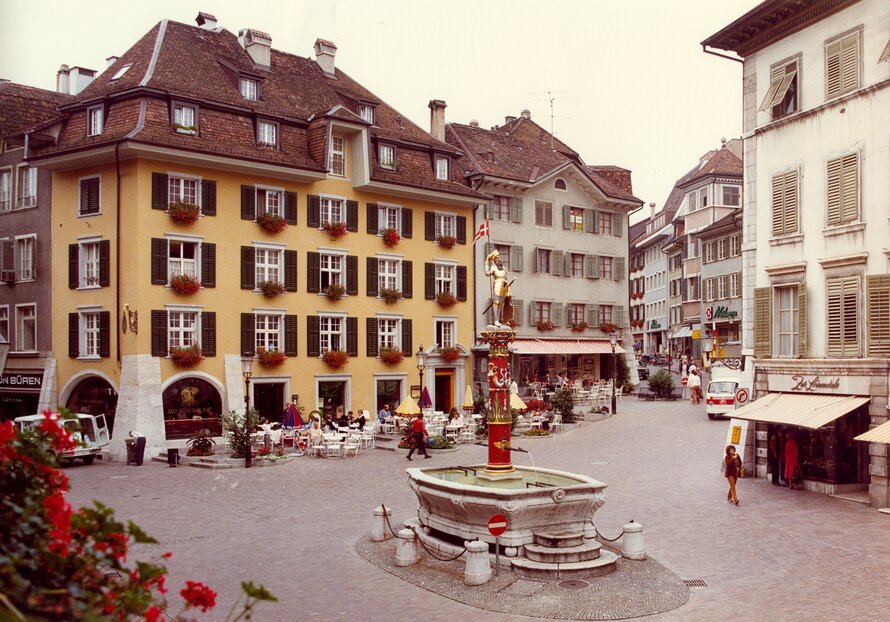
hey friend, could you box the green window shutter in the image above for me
[511,197,523,223]
[307,195,320,228]
[401,319,412,354]
[69,313,79,358]
[588,304,600,327]
[201,312,216,357]
[551,251,563,276]
[151,173,168,210]
[424,263,435,300]
[512,299,523,326]
[590,255,600,279]
[615,257,625,281]
[307,316,320,357]
[614,213,624,237]
[284,250,297,292]
[590,210,599,234]
[867,275,890,356]
[346,317,358,357]
[562,205,571,230]
[753,287,771,358]
[366,317,378,357]
[241,313,256,356]
[68,244,79,289]
[366,203,379,234]
[346,200,359,232]
[511,246,523,272]
[284,191,297,225]
[241,246,255,290]
[402,260,413,298]
[456,266,468,301]
[284,315,297,356]
[529,301,538,325]
[366,257,379,297]
[241,185,256,221]
[151,310,168,357]
[424,211,435,241]
[456,216,467,245]
[307,252,320,293]
[552,303,563,327]
[614,306,624,327]
[151,238,167,285]
[201,242,216,288]
[585,255,596,280]
[99,312,110,358]
[201,180,217,216]
[798,284,808,358]
[346,255,358,296]
[401,207,413,239]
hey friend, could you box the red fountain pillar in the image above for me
[481,329,515,475]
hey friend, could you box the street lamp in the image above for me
[415,345,427,409]
[609,331,618,415]
[241,355,254,468]
[701,335,714,369]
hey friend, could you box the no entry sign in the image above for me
[488,514,507,536]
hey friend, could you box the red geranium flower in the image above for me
[143,605,163,622]
[181,581,217,612]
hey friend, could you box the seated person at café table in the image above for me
[378,403,391,425]
[336,407,349,428]
[323,416,339,432]
[353,410,367,430]
[447,408,463,427]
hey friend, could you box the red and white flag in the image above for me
[473,219,490,244]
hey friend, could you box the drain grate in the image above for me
[683,578,708,588]
[558,580,590,590]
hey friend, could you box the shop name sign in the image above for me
[790,375,841,392]
[705,306,738,320]
[0,373,43,388]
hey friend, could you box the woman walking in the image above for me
[724,445,742,505]
[688,369,702,404]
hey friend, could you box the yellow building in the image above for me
[30,17,485,459]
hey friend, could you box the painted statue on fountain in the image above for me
[484,249,513,328]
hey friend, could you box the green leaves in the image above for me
[127,521,159,545]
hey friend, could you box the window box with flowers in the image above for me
[599,322,619,333]
[570,321,588,333]
[325,283,345,301]
[379,347,405,365]
[257,348,286,368]
[258,280,285,298]
[170,345,203,368]
[379,288,401,304]
[436,235,457,249]
[381,227,401,248]
[436,292,458,308]
[167,202,200,225]
[256,212,287,234]
[322,349,349,369]
[536,320,556,332]
[169,274,202,296]
[322,221,348,240]
[174,124,198,136]
[438,346,461,362]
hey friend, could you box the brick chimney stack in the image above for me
[428,99,447,142]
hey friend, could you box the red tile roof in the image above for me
[0,82,71,138]
[494,116,579,158]
[681,146,743,186]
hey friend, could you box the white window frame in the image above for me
[174,104,197,132]
[16,165,36,209]
[599,212,613,236]
[240,78,258,100]
[535,248,551,273]
[705,278,715,302]
[319,313,345,353]
[569,206,584,232]
[110,63,133,80]
[256,185,285,218]
[330,135,346,176]
[319,250,346,290]
[359,104,374,124]
[320,195,345,226]
[730,272,741,298]
[492,196,510,222]
[14,303,37,353]
[78,237,102,289]
[717,238,727,261]
[570,253,584,278]
[377,316,401,351]
[698,187,708,208]
[167,237,201,281]
[0,305,8,345]
[79,308,101,359]
[435,157,449,181]
[718,275,728,299]
[257,120,277,148]
[722,185,740,206]
[600,256,613,280]
[254,244,284,286]
[379,144,396,169]
[776,285,799,357]
[729,234,741,257]
[434,317,457,349]
[378,256,401,292]
[377,204,402,234]
[255,311,284,352]
[87,106,103,136]
[434,212,456,239]
[15,235,35,282]
[434,261,456,296]
[704,241,715,263]
[167,307,200,350]
[167,173,201,209]
[0,168,12,212]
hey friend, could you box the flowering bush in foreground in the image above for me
[0,409,275,621]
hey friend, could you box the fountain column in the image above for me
[481,328,516,476]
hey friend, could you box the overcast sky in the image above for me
[0,0,757,220]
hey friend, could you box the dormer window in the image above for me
[330,135,346,176]
[257,120,277,148]
[174,104,197,134]
[379,144,396,170]
[554,178,567,191]
[110,63,133,81]
[435,157,449,180]
[87,106,103,136]
[359,104,375,124]
[240,78,258,100]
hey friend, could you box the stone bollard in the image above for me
[395,528,419,567]
[464,540,492,585]
[371,506,391,542]
[621,521,647,560]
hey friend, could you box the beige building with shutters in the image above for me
[705,0,890,506]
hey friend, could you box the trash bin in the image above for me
[134,436,146,466]
[166,447,179,467]
[125,438,136,465]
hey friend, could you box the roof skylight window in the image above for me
[110,63,133,80]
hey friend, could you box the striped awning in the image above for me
[855,420,890,444]
[511,339,626,355]
[730,392,870,429]
[672,326,692,339]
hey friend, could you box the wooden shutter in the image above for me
[79,179,90,214]
[402,261,413,298]
[308,195,320,228]
[99,311,110,358]
[201,180,216,216]
[346,200,358,232]
[840,34,858,95]
[841,153,858,224]
[68,313,79,358]
[424,211,435,241]
[202,312,216,357]
[284,191,298,225]
[510,299,522,326]
[151,310,168,357]
[366,317,379,357]
[585,209,596,234]
[346,316,358,357]
[402,319,413,354]
[202,242,216,288]
[511,197,523,223]
[552,303,563,327]
[562,205,571,230]
[798,285,807,357]
[284,314,297,356]
[284,250,297,292]
[771,174,785,236]
[0,239,13,282]
[614,306,624,327]
[401,208,413,239]
[551,251,563,276]
[69,244,79,289]
[241,185,255,220]
[783,171,798,233]
[457,265,467,301]
[456,215,467,245]
[307,252,320,293]
[367,257,379,297]
[424,262,435,299]
[614,213,624,237]
[511,246,523,272]
[564,253,572,277]
[585,255,596,280]
[366,203,379,234]
[841,277,859,357]
[241,313,256,356]
[529,301,538,325]
[753,287,771,358]
[827,158,842,225]
[307,316,320,357]
[151,173,168,210]
[868,275,890,356]
[590,255,601,279]
[346,255,358,296]
[151,238,167,285]
[587,304,600,326]
[241,246,255,290]
[615,257,625,281]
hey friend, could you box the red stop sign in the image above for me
[488,514,507,536]
[681,377,688,386]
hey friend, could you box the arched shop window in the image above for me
[66,377,119,436]
[162,378,222,439]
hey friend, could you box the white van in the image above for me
[705,366,741,420]
[14,412,110,464]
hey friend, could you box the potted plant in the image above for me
[381,227,401,248]
[536,320,556,332]
[436,235,457,249]
[436,292,457,307]
[186,428,216,456]
[438,346,461,362]
[257,348,286,368]
[325,283,346,301]
[169,274,201,295]
[570,321,588,333]
[379,288,401,304]
[256,212,287,234]
[322,221,348,240]
[599,322,618,333]
[167,201,200,225]
[170,345,203,368]
[258,280,285,298]
[322,349,349,369]
[379,347,404,365]
[174,123,197,135]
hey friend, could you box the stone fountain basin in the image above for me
[407,466,607,548]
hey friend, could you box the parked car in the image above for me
[14,412,110,464]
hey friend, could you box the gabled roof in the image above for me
[494,116,579,158]
[680,146,743,187]
[0,82,71,139]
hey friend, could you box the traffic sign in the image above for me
[735,388,749,404]
[488,514,507,536]
[681,377,688,386]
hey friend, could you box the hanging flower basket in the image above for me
[257,348,286,368]
[322,350,349,369]
[381,227,401,248]
[379,288,401,304]
[169,274,201,295]
[379,347,405,365]
[436,292,458,307]
[438,346,461,362]
[322,221,348,240]
[170,345,203,368]
[256,213,287,234]
[599,322,619,333]
[325,283,345,301]
[536,320,556,332]
[570,321,588,333]
[259,280,285,298]
[168,202,200,225]
[436,235,457,249]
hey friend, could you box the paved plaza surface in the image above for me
[65,385,890,621]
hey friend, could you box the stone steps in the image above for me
[511,549,618,579]
[510,530,618,579]
[533,530,586,548]
[524,541,602,563]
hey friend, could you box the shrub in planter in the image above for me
[170,274,202,295]
[381,227,401,247]
[379,347,404,365]
[429,434,455,450]
[170,345,203,368]
[322,221,348,240]
[379,287,401,303]
[325,283,345,301]
[570,321,588,333]
[258,280,285,298]
[167,201,200,225]
[648,368,675,397]
[439,346,461,362]
[223,408,260,459]
[257,348,286,368]
[322,349,349,369]
[186,428,216,456]
[536,320,556,332]
[436,235,457,249]
[256,212,287,234]
[550,387,577,424]
[599,322,619,333]
[523,429,552,437]
[436,292,458,307]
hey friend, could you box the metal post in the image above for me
[495,536,499,577]
[244,375,252,468]
[611,346,617,414]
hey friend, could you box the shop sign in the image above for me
[706,306,739,320]
[767,374,870,395]
[789,376,841,392]
[649,320,661,329]
[0,372,43,390]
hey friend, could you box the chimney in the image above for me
[106,56,119,69]
[56,65,96,95]
[469,119,479,127]
[313,38,337,76]
[505,115,516,124]
[520,109,531,119]
[56,64,70,94]
[649,202,657,219]
[428,99,447,142]
[239,28,272,68]
[196,11,218,29]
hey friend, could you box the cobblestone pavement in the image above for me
[65,387,890,621]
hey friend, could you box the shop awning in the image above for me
[671,327,692,339]
[855,420,890,444]
[730,392,870,429]
[511,339,626,355]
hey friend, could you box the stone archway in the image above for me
[65,376,119,436]
[161,377,223,439]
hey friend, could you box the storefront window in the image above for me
[162,378,222,439]
[66,377,118,436]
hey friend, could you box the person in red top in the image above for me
[406,413,431,461]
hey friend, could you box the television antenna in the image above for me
[529,90,578,149]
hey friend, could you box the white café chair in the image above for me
[551,414,563,434]
[459,424,476,444]
[342,433,361,458]
[323,435,342,458]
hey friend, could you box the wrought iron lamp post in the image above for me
[241,355,253,468]
[415,345,427,409]
[609,331,618,414]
